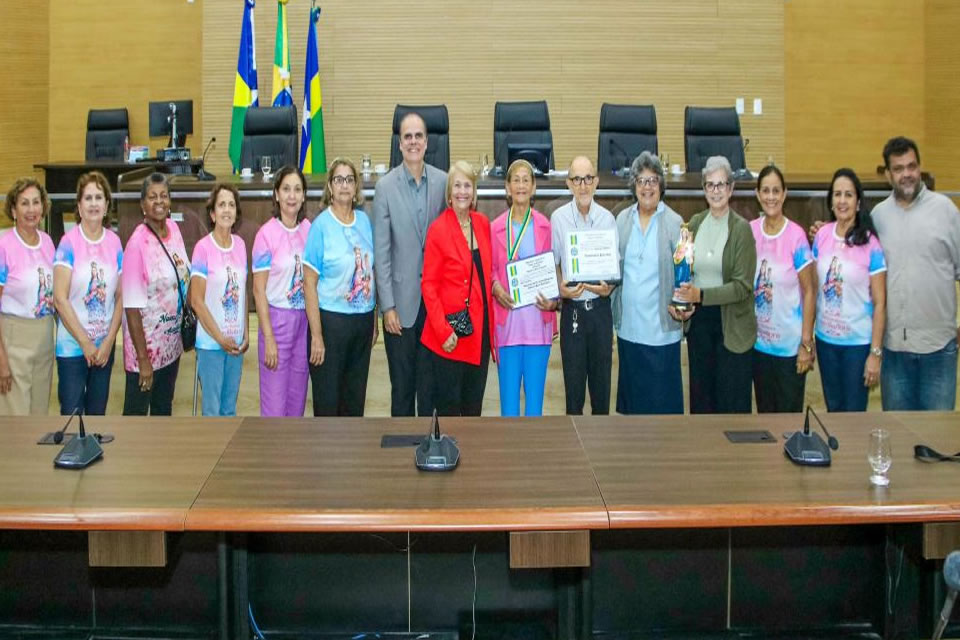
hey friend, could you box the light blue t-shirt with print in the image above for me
[303,208,376,314]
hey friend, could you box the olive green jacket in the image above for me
[687,209,757,353]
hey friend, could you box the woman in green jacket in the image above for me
[672,155,757,413]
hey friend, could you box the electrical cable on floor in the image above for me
[249,603,266,640]
[471,543,478,640]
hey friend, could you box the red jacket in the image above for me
[420,208,495,365]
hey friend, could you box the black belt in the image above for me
[563,297,610,311]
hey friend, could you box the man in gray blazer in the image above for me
[373,112,448,416]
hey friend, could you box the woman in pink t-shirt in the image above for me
[0,177,56,415]
[53,172,124,416]
[251,166,311,416]
[121,173,190,416]
[190,184,249,416]
[750,165,816,413]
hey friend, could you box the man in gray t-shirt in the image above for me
[869,136,960,410]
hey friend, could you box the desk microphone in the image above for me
[415,410,460,472]
[53,409,103,470]
[784,405,838,467]
[933,551,960,640]
[196,136,217,181]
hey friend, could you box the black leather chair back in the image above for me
[684,106,746,173]
[597,103,658,172]
[493,101,554,171]
[239,106,299,172]
[389,105,450,172]
[85,108,129,162]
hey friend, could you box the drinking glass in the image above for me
[260,155,272,181]
[868,428,892,486]
[361,154,372,175]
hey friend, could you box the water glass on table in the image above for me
[867,428,892,486]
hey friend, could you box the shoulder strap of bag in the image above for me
[142,222,187,310]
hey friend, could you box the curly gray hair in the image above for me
[627,151,665,201]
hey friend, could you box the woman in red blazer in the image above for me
[421,160,494,416]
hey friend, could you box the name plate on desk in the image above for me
[563,230,620,284]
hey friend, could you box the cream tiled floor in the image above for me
[46,314,912,417]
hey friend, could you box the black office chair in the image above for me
[85,108,130,162]
[239,105,299,172]
[597,104,658,172]
[493,100,555,172]
[389,105,450,172]
[683,106,746,173]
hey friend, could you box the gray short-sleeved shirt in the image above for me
[870,186,960,353]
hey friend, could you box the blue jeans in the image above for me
[816,340,869,412]
[881,338,958,411]
[197,348,244,416]
[497,345,551,417]
[56,347,115,415]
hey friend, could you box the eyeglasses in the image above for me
[704,181,730,192]
[569,175,596,186]
[332,175,356,186]
[636,176,660,188]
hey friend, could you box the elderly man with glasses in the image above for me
[551,156,619,415]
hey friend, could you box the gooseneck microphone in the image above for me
[196,136,217,181]
[784,405,838,466]
[932,551,960,640]
[53,409,103,470]
[415,410,460,472]
[53,407,80,445]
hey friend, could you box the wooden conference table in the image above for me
[0,413,956,638]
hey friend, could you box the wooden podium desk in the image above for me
[573,412,960,639]
[189,416,606,533]
[573,412,960,529]
[0,416,240,532]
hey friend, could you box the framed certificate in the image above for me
[563,230,620,284]
[505,251,560,308]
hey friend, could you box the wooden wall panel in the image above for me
[924,0,960,192]
[0,2,49,189]
[202,0,783,176]
[47,0,202,164]
[784,0,925,175]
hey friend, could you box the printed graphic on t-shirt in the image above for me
[286,254,305,308]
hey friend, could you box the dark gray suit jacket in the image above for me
[372,163,448,328]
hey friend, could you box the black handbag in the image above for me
[143,222,197,352]
[445,217,475,338]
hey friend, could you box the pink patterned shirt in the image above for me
[0,228,55,319]
[121,220,189,372]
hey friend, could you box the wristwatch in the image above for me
[800,341,813,354]
[870,346,883,358]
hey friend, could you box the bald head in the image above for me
[566,156,598,214]
[568,156,595,176]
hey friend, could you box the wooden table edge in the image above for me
[185,507,610,532]
[0,508,187,531]
[607,503,960,528]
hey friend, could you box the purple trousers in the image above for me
[258,306,308,416]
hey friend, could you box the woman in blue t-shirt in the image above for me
[303,158,378,416]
